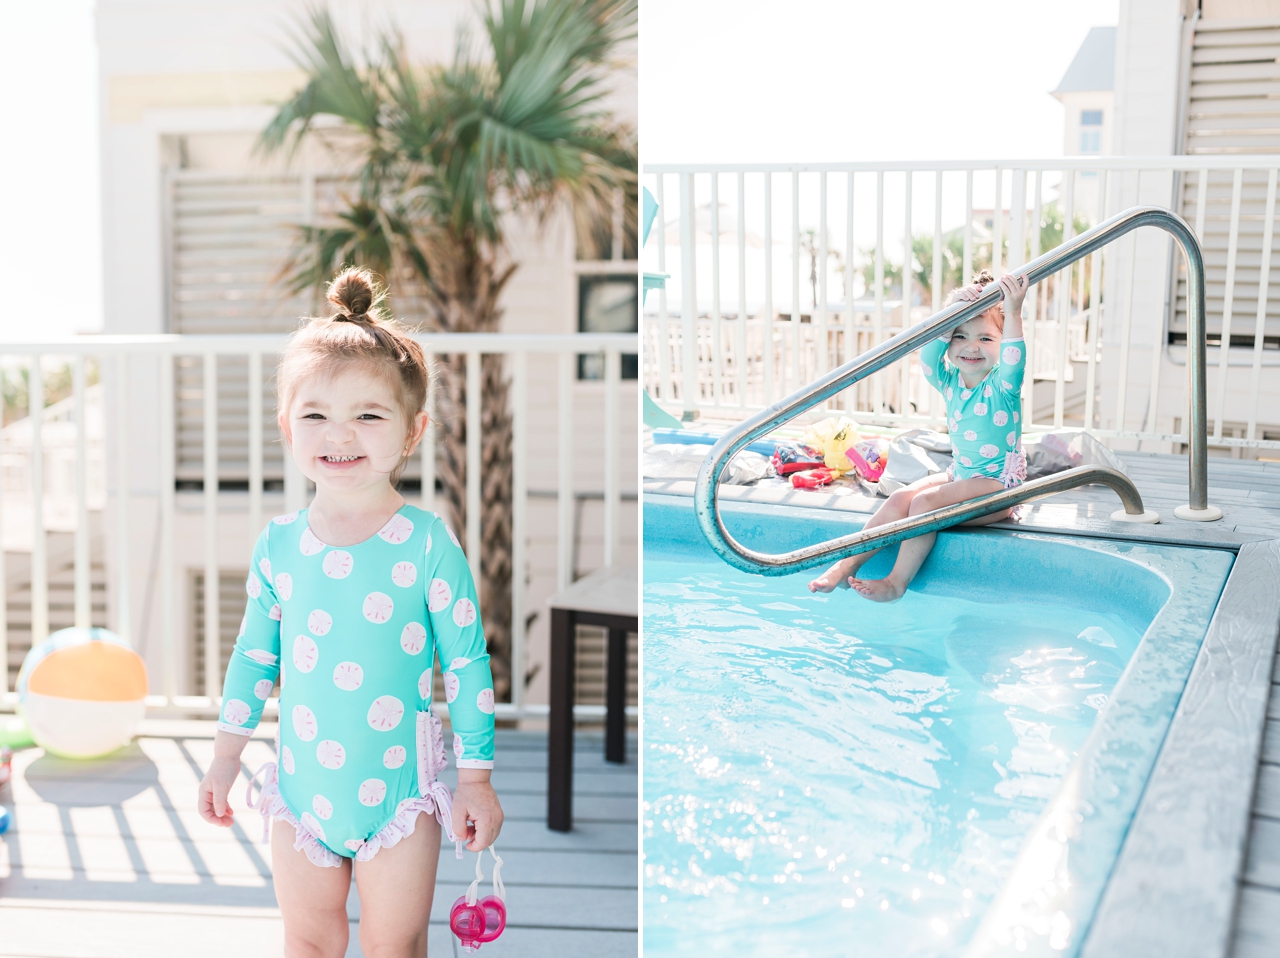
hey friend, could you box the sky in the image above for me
[0,0,101,338]
[641,0,1121,164]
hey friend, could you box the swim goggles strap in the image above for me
[488,845,506,902]
[463,844,506,907]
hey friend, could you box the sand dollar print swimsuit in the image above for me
[217,504,495,866]
[919,335,1028,487]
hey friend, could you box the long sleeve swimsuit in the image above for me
[217,504,495,866]
[919,335,1028,485]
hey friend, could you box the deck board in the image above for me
[0,722,637,958]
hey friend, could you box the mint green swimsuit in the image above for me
[919,336,1028,485]
[217,504,495,866]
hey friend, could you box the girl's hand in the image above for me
[198,755,242,827]
[198,730,252,828]
[944,283,984,307]
[999,272,1029,339]
[999,272,1029,313]
[453,770,504,852]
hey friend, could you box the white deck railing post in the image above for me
[557,350,574,591]
[604,348,619,567]
[510,350,527,710]
[30,355,47,646]
[248,351,263,538]
[679,172,698,418]
[73,356,90,629]
[203,352,219,700]
[159,353,176,697]
[465,351,482,588]
[422,353,436,514]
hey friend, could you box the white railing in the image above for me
[0,332,637,719]
[644,157,1280,450]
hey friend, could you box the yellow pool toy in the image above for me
[16,627,149,759]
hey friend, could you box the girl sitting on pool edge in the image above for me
[808,269,1029,602]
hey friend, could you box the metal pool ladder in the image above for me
[694,206,1223,576]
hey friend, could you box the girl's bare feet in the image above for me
[808,556,860,592]
[849,575,907,602]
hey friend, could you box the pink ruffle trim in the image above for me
[245,710,462,866]
[998,449,1028,489]
[245,762,342,868]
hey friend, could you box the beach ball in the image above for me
[16,627,148,759]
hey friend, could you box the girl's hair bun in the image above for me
[327,266,378,321]
[972,268,995,288]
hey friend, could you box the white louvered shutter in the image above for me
[1175,18,1280,347]
[165,172,432,488]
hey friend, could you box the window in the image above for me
[1080,109,1103,154]
[578,274,638,380]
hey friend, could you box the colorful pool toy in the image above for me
[450,846,507,952]
[16,627,149,759]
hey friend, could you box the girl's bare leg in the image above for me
[807,472,951,593]
[272,820,353,958]
[851,476,1005,602]
[354,813,443,958]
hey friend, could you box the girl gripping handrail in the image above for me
[809,269,1030,602]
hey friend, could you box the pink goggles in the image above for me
[450,845,506,953]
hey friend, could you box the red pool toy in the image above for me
[450,846,506,953]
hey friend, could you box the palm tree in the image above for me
[259,0,637,701]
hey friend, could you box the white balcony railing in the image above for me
[644,157,1280,450]
[0,332,638,718]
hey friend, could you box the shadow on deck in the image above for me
[0,720,637,958]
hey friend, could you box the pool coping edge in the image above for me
[1079,537,1280,958]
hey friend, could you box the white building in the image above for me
[76,0,638,707]
[1104,0,1280,455]
[1052,26,1116,216]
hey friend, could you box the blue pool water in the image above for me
[642,496,1233,958]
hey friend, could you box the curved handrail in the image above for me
[694,205,1208,576]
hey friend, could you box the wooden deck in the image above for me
[0,720,636,958]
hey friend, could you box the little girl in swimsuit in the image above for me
[197,268,503,956]
[809,268,1029,602]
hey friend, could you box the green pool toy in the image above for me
[0,714,34,749]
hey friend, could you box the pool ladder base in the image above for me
[1110,508,1161,524]
[1174,503,1224,522]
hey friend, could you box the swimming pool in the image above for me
[642,494,1234,958]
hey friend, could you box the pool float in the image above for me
[451,845,507,952]
[16,627,149,759]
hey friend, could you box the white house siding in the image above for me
[94,0,638,704]
[1105,0,1280,454]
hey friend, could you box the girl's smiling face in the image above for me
[946,310,1003,385]
[282,362,427,495]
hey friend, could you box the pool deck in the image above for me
[0,721,637,958]
[645,447,1280,958]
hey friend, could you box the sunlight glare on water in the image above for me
[641,559,1142,958]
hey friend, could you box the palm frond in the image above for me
[258,5,386,160]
